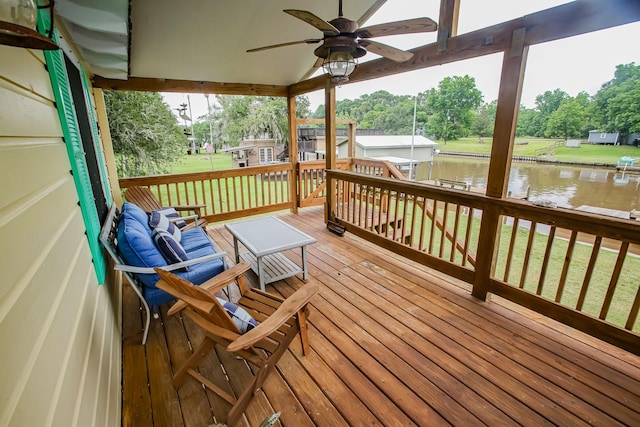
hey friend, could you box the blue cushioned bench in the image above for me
[100,202,227,344]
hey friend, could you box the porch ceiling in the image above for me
[56,0,386,85]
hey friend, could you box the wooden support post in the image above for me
[348,122,356,158]
[325,79,336,223]
[487,29,528,198]
[287,94,298,213]
[93,88,122,207]
[473,30,528,300]
[438,0,460,51]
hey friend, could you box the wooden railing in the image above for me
[119,163,293,223]
[118,158,404,222]
[297,158,405,207]
[298,159,349,207]
[327,169,640,355]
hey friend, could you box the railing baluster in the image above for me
[599,241,629,320]
[439,202,449,258]
[409,195,418,248]
[418,197,428,251]
[216,178,224,213]
[576,236,602,311]
[555,230,577,302]
[536,226,556,295]
[462,207,474,267]
[428,200,437,255]
[450,204,461,262]
[391,191,400,241]
[503,217,519,282]
[625,282,640,331]
[519,221,538,289]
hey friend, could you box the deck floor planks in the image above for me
[239,209,638,425]
[352,258,630,425]
[122,285,153,427]
[277,287,415,425]
[122,207,640,426]
[274,209,640,424]
[351,262,620,426]
[158,304,215,426]
[321,267,538,426]
[271,346,357,426]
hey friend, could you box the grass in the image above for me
[436,137,640,164]
[169,152,232,174]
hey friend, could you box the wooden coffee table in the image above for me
[225,216,317,291]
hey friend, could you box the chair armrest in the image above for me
[114,251,226,274]
[169,214,199,223]
[172,204,206,217]
[173,204,206,210]
[167,262,252,315]
[227,283,319,352]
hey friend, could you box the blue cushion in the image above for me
[117,202,225,307]
[181,227,214,252]
[123,202,151,231]
[153,229,189,270]
[217,298,258,333]
[149,210,181,241]
[152,207,187,229]
[118,204,166,272]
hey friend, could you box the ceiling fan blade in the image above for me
[356,17,437,38]
[284,9,340,35]
[359,40,414,62]
[247,39,321,53]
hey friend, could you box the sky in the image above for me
[162,0,640,120]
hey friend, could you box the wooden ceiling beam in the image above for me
[91,76,289,97]
[289,0,640,96]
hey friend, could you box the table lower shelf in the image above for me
[239,251,304,286]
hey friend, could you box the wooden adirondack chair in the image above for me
[124,185,207,230]
[155,266,319,426]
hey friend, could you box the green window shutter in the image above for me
[40,14,107,284]
[80,70,113,207]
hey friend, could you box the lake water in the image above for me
[426,156,640,212]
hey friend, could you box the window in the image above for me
[259,147,274,164]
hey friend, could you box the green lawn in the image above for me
[436,137,640,164]
[169,152,233,173]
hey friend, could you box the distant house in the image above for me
[337,135,438,164]
[298,127,384,160]
[222,138,283,168]
[625,133,640,146]
[588,131,620,145]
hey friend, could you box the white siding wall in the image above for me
[0,46,121,426]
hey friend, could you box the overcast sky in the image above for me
[163,0,640,119]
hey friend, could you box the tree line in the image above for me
[311,62,640,142]
[104,62,638,177]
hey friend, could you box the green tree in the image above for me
[104,91,185,177]
[471,100,497,139]
[213,95,310,146]
[593,62,640,134]
[534,89,569,137]
[545,92,591,139]
[361,95,417,133]
[425,75,483,142]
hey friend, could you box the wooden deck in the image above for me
[122,207,640,427]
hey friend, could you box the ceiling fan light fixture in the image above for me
[0,0,58,50]
[322,50,357,84]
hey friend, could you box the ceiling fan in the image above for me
[246,0,437,83]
